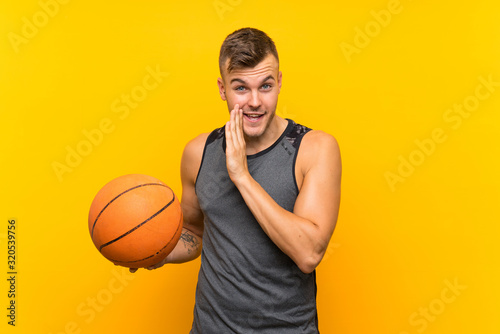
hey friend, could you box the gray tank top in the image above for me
[192,119,318,333]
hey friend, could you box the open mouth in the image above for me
[243,113,265,123]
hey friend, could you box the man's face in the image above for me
[218,54,282,139]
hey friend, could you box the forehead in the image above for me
[223,54,279,83]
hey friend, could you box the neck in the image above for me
[244,116,288,155]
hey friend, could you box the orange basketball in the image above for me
[88,174,183,268]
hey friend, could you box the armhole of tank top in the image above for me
[292,129,312,194]
[194,133,214,193]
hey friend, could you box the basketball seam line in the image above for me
[91,183,168,238]
[107,212,183,264]
[98,189,175,251]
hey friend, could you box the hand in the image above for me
[225,104,250,184]
[128,254,170,273]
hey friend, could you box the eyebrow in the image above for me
[230,75,276,85]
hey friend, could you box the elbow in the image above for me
[297,252,323,274]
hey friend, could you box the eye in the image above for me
[235,86,246,91]
[261,83,272,90]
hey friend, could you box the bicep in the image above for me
[293,133,341,243]
[180,134,208,239]
[180,178,204,238]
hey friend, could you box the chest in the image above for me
[196,139,299,216]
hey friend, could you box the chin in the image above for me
[241,124,263,138]
[242,112,275,138]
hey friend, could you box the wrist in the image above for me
[231,171,253,189]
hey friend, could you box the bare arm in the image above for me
[132,133,207,272]
[225,108,341,274]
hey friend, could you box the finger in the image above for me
[233,108,240,146]
[225,118,232,150]
[229,103,238,124]
[147,263,161,270]
[234,109,244,148]
[238,109,244,140]
[147,256,169,270]
[232,104,239,114]
[229,107,238,147]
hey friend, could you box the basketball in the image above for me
[88,174,183,268]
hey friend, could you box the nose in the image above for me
[247,90,261,110]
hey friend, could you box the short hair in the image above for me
[219,27,279,75]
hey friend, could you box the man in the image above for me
[138,27,341,333]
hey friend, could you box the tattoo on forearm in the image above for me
[180,230,200,254]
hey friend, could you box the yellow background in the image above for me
[1,0,499,333]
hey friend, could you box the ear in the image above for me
[278,71,282,94]
[217,77,226,101]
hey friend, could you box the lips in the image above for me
[243,113,265,123]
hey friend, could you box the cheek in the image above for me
[228,94,249,108]
[263,94,279,110]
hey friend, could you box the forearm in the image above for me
[234,175,325,273]
[164,228,202,264]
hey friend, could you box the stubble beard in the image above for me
[243,109,276,140]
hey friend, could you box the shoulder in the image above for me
[181,125,226,180]
[184,126,224,155]
[298,130,341,174]
[184,132,210,155]
[181,133,210,182]
[301,130,339,151]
